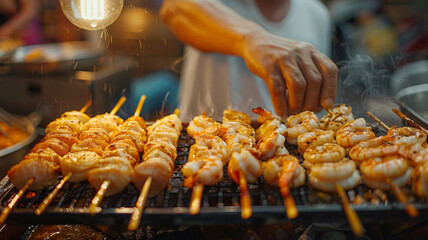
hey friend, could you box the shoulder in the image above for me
[294,0,330,22]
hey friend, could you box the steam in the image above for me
[336,54,401,126]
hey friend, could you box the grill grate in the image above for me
[1,124,428,226]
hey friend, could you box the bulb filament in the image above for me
[81,0,105,20]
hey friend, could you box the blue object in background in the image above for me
[128,71,179,120]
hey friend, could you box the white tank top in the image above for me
[179,0,332,121]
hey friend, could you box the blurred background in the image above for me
[0,0,427,126]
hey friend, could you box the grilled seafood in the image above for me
[187,112,221,137]
[308,159,361,192]
[60,151,101,182]
[398,144,428,166]
[297,129,335,154]
[360,155,409,181]
[182,125,229,188]
[412,162,428,198]
[336,118,376,148]
[8,112,83,190]
[61,110,90,123]
[285,111,319,145]
[385,127,427,146]
[257,131,288,161]
[228,150,262,183]
[262,155,305,187]
[224,109,262,184]
[133,114,182,197]
[349,136,398,162]
[303,143,345,166]
[320,104,354,133]
[223,109,251,125]
[188,133,229,165]
[85,113,123,133]
[88,116,146,196]
[359,155,412,191]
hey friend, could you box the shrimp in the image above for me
[308,163,361,192]
[336,118,376,148]
[412,162,428,198]
[285,111,319,145]
[61,110,90,124]
[320,104,354,133]
[385,127,427,146]
[223,109,251,125]
[187,112,220,137]
[349,136,398,162]
[182,158,224,187]
[60,151,101,182]
[359,155,409,181]
[227,150,262,184]
[297,129,335,154]
[8,158,59,190]
[252,106,280,124]
[303,143,345,165]
[148,114,182,136]
[262,155,305,188]
[363,167,412,191]
[87,159,134,196]
[310,159,356,182]
[189,134,229,165]
[257,131,288,161]
[398,144,428,166]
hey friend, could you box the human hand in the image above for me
[242,28,338,117]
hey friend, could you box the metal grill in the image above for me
[1,124,428,226]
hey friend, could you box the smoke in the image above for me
[336,54,402,126]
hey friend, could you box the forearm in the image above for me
[160,0,264,57]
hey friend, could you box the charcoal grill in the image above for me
[1,123,428,226]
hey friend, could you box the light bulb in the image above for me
[59,0,123,31]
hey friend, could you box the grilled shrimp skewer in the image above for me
[133,110,182,198]
[356,112,420,217]
[223,109,261,219]
[253,107,303,219]
[1,102,93,225]
[183,113,229,215]
[88,96,148,214]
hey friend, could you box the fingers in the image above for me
[266,68,288,118]
[312,52,338,109]
[296,52,323,112]
[279,56,306,115]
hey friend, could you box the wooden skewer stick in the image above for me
[173,108,180,116]
[385,177,418,217]
[0,177,35,225]
[35,172,73,215]
[134,95,146,117]
[367,111,419,217]
[239,170,252,219]
[110,96,127,115]
[392,109,428,134]
[335,183,363,236]
[80,100,93,113]
[128,176,152,231]
[366,111,390,131]
[89,180,110,215]
[189,182,204,215]
[127,96,152,230]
